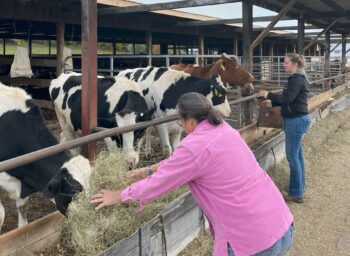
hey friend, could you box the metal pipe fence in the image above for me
[1,71,349,173]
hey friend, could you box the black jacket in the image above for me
[267,71,310,118]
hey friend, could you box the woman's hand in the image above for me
[126,167,147,184]
[261,100,272,108]
[256,90,269,99]
[91,189,122,210]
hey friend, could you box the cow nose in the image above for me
[126,153,139,167]
[243,83,254,96]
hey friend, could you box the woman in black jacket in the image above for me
[257,53,311,203]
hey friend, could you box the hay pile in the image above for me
[61,151,188,256]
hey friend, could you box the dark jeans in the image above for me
[283,115,311,198]
[228,224,294,256]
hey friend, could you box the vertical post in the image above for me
[56,22,65,76]
[233,36,238,56]
[81,0,97,161]
[146,31,152,66]
[341,33,347,84]
[198,34,204,66]
[269,42,274,80]
[242,0,253,125]
[242,0,253,73]
[297,16,305,54]
[3,38,5,55]
[324,30,331,90]
[49,40,51,55]
[112,39,116,55]
[28,29,32,57]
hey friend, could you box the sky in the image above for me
[132,0,347,55]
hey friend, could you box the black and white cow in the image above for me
[117,67,231,156]
[0,83,91,232]
[49,73,154,166]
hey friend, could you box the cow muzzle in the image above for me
[242,83,254,97]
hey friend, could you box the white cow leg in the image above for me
[144,127,153,157]
[16,197,29,228]
[170,131,182,152]
[156,124,172,157]
[56,112,79,156]
[0,199,5,233]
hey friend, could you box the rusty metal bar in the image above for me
[81,0,98,161]
[0,115,179,173]
[228,73,349,106]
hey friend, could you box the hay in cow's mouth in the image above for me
[60,150,188,256]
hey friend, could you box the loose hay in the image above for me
[60,150,188,256]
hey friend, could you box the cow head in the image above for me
[207,76,231,118]
[216,53,254,96]
[43,155,91,215]
[98,108,154,166]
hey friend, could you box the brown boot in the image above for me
[283,194,304,203]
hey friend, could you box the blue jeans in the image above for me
[228,224,294,256]
[283,115,311,198]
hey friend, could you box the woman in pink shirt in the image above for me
[91,93,294,256]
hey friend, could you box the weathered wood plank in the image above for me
[139,215,164,256]
[99,230,139,256]
[0,56,57,68]
[161,191,197,225]
[164,206,203,256]
[0,76,52,88]
[0,211,63,255]
[99,0,241,15]
[32,99,54,110]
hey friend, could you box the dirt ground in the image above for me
[180,102,350,256]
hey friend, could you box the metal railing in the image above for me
[1,72,349,173]
[64,54,345,89]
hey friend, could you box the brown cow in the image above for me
[171,53,254,96]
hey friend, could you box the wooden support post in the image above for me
[198,34,204,66]
[269,42,274,80]
[297,16,305,54]
[324,30,331,90]
[81,0,97,161]
[28,28,32,57]
[233,36,238,56]
[56,22,64,76]
[342,33,347,83]
[242,0,253,72]
[112,39,116,55]
[303,18,339,53]
[242,0,253,125]
[146,31,152,66]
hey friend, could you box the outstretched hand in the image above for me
[126,167,147,184]
[91,189,122,210]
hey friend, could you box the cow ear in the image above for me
[98,117,117,128]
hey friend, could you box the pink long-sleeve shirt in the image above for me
[121,120,293,256]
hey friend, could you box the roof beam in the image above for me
[176,15,293,27]
[99,0,241,15]
[250,0,296,49]
[253,25,318,31]
[330,33,350,53]
[319,0,346,16]
[303,18,340,52]
[253,0,344,34]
